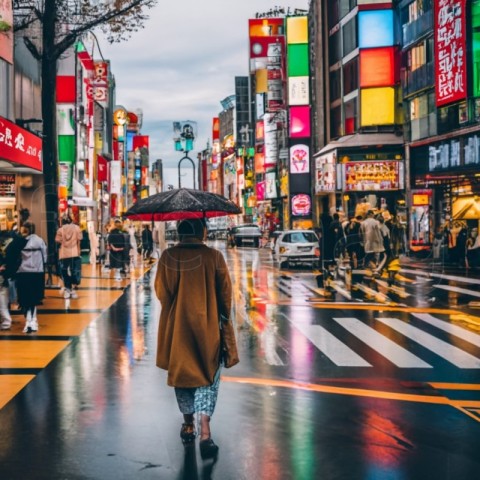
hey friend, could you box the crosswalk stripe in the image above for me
[377,318,480,368]
[292,322,372,367]
[412,313,480,348]
[333,317,432,368]
[434,284,480,299]
[401,269,480,285]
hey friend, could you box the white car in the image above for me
[274,229,320,268]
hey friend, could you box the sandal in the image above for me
[180,423,196,444]
[199,438,219,459]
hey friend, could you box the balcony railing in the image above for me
[402,9,433,49]
[403,61,434,97]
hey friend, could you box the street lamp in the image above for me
[173,121,197,189]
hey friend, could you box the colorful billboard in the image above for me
[290,144,310,174]
[360,47,397,88]
[360,87,396,126]
[435,0,467,107]
[342,161,401,191]
[291,193,311,216]
[358,10,394,48]
[289,106,311,138]
[315,152,336,193]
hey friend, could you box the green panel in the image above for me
[58,135,75,163]
[287,44,309,77]
[473,1,480,97]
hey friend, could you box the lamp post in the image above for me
[173,120,197,189]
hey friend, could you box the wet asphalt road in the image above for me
[1,243,480,479]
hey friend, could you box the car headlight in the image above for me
[279,246,286,254]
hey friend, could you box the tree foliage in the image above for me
[13,0,157,60]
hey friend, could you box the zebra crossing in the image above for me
[281,311,480,370]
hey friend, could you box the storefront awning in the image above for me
[314,133,404,157]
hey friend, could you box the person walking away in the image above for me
[377,214,391,271]
[107,220,126,281]
[141,224,153,261]
[360,210,385,272]
[55,215,82,299]
[127,222,138,269]
[344,216,363,268]
[16,222,46,333]
[0,232,14,330]
[155,218,238,459]
[328,212,345,259]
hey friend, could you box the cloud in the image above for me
[98,0,308,187]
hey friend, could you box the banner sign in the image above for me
[315,152,336,193]
[93,61,109,107]
[289,144,309,174]
[343,161,401,191]
[435,0,467,107]
[110,160,122,194]
[0,116,43,171]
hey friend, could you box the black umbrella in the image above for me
[124,188,242,221]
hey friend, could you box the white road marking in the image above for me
[434,284,480,299]
[292,322,372,367]
[377,317,480,368]
[400,269,480,285]
[412,313,480,348]
[333,317,432,368]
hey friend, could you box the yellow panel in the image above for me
[0,341,70,369]
[361,87,395,126]
[256,69,268,93]
[286,16,308,44]
[0,375,35,409]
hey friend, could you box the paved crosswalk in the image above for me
[282,312,480,370]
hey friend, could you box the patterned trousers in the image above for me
[174,366,222,417]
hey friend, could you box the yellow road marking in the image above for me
[429,383,480,390]
[0,375,35,409]
[222,376,449,405]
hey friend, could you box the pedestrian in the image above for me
[15,222,47,333]
[154,218,238,459]
[360,210,385,272]
[0,232,14,330]
[55,215,82,299]
[141,224,153,261]
[107,219,127,281]
[344,216,363,268]
[127,222,139,269]
[328,212,345,259]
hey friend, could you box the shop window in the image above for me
[438,104,460,134]
[328,0,340,29]
[330,105,342,139]
[343,57,358,95]
[409,94,429,120]
[342,17,357,57]
[330,68,342,102]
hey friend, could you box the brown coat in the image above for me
[155,242,233,388]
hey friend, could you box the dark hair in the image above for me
[21,222,35,235]
[62,215,72,225]
[177,218,206,241]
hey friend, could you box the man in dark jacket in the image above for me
[107,220,127,281]
[142,224,153,261]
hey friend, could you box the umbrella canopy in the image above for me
[124,188,242,221]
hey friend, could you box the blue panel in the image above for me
[358,10,394,48]
[126,132,134,152]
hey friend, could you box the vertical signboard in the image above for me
[435,0,467,107]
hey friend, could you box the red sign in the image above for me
[212,117,220,140]
[0,116,43,171]
[97,155,108,182]
[291,194,311,216]
[133,135,149,151]
[435,0,467,107]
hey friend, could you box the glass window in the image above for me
[330,68,342,102]
[344,98,357,134]
[343,17,357,57]
[328,0,340,29]
[330,105,342,138]
[329,30,342,66]
[409,94,429,120]
[343,57,358,95]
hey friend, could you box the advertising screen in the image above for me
[289,106,311,138]
[360,87,395,126]
[358,10,394,48]
[291,193,311,216]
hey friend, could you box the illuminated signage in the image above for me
[290,144,310,174]
[343,161,401,191]
[358,10,394,48]
[291,193,311,216]
[435,0,467,107]
[315,152,336,193]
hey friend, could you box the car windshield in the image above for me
[284,232,317,244]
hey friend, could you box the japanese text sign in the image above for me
[435,0,467,107]
[0,116,43,172]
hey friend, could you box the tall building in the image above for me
[401,0,480,254]
[313,0,405,232]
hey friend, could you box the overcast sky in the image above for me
[97,0,308,188]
